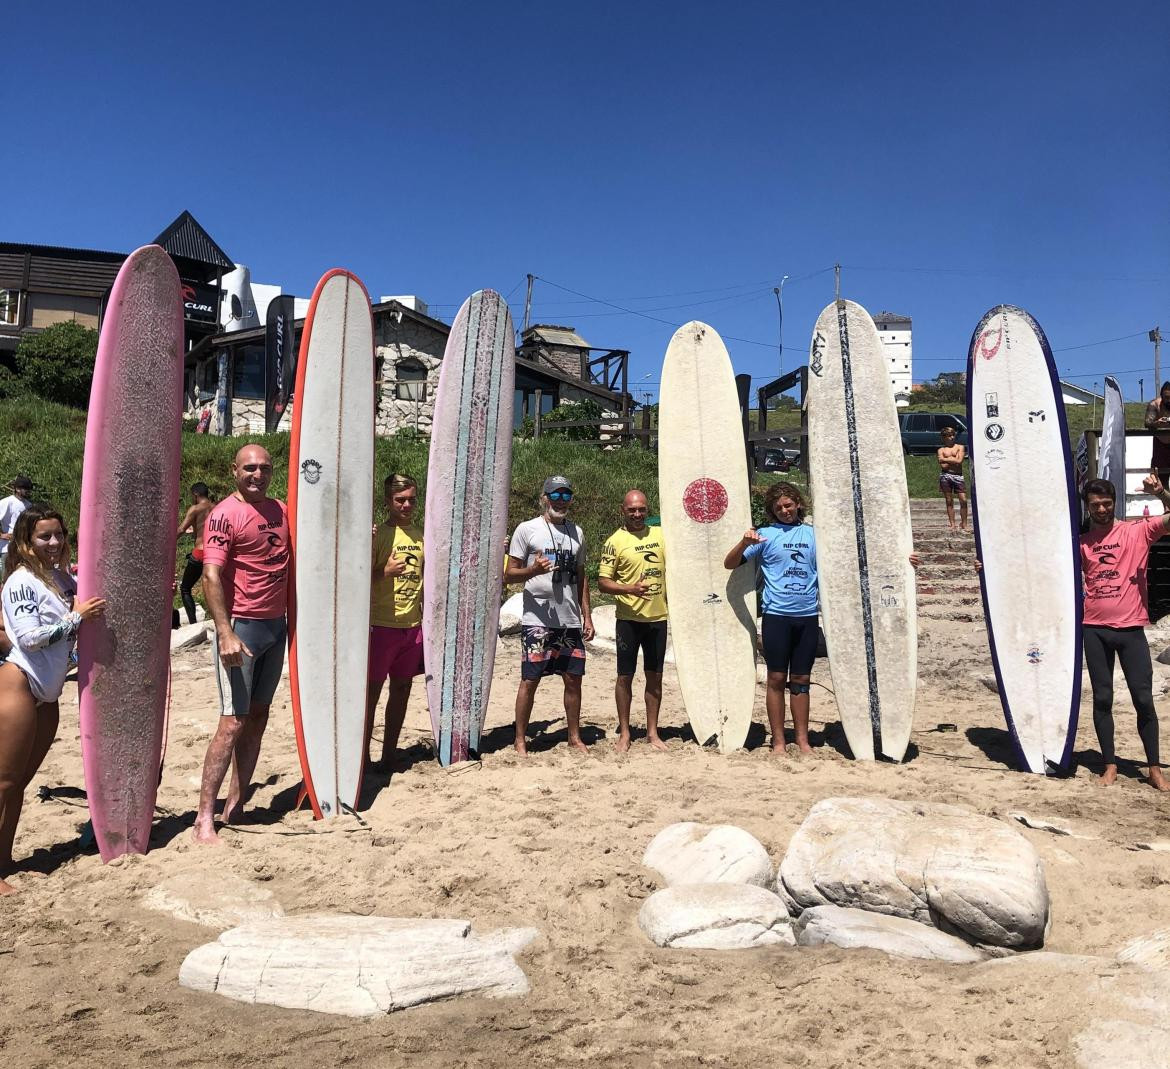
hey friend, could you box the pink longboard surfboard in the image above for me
[78,244,183,861]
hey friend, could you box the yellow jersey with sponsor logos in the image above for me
[598,526,667,622]
[371,524,424,628]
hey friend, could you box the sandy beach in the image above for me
[2,583,1169,1068]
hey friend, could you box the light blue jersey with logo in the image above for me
[742,521,819,616]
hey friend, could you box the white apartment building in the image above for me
[873,311,912,407]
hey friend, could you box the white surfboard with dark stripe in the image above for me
[807,299,917,761]
[423,290,515,766]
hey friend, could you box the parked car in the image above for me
[899,412,968,455]
[756,436,802,473]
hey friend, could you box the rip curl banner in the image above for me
[265,294,297,432]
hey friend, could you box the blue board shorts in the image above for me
[214,616,287,716]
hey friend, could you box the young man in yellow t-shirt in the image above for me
[597,489,667,752]
[366,473,424,771]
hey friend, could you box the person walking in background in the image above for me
[0,476,33,564]
[176,482,216,625]
[365,474,424,772]
[192,445,290,844]
[506,475,594,754]
[937,425,968,532]
[1144,381,1170,493]
[0,506,104,894]
[598,489,668,752]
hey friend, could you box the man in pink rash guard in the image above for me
[192,444,290,843]
[1080,474,1170,791]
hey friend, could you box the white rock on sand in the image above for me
[778,797,1049,949]
[644,823,772,888]
[1117,928,1170,971]
[180,916,538,1017]
[170,621,211,652]
[793,905,986,963]
[638,883,794,949]
[141,870,285,929]
[498,593,523,635]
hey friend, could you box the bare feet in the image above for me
[567,736,589,754]
[615,733,631,754]
[0,877,16,896]
[1146,766,1170,792]
[514,737,528,756]
[191,820,224,845]
[648,734,668,753]
[794,739,814,755]
[220,797,245,825]
[1097,763,1118,786]
[771,743,787,756]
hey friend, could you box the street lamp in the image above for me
[772,275,790,412]
[1092,382,1099,429]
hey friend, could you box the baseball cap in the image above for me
[542,475,573,495]
[11,476,32,491]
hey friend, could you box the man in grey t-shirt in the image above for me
[505,475,595,754]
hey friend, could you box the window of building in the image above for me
[0,290,19,326]
[514,388,556,428]
[231,344,266,400]
[395,358,427,401]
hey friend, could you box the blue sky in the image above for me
[9,1,1168,402]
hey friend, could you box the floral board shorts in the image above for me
[521,625,586,680]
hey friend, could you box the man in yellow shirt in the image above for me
[366,473,424,772]
[598,489,668,752]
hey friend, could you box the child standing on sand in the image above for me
[937,425,968,532]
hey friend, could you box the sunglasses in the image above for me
[547,490,573,501]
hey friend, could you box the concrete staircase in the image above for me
[909,500,984,623]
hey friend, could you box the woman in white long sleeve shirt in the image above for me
[0,506,104,895]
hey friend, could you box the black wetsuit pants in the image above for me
[1082,625,1161,767]
[180,553,203,625]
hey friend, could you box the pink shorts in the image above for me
[369,625,423,681]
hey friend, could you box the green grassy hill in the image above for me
[0,396,1140,584]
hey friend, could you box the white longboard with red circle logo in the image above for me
[659,321,757,751]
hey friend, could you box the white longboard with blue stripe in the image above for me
[807,299,917,761]
[423,290,515,765]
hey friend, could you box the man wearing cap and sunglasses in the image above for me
[0,476,33,561]
[506,475,595,753]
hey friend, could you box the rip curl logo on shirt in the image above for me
[301,459,322,485]
[683,478,728,524]
[977,325,1003,361]
[1027,645,1043,665]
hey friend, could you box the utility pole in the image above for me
[834,263,841,302]
[1092,382,1098,429]
[522,274,534,335]
[1151,327,1163,391]
[1140,378,1145,403]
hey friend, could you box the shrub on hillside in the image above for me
[517,398,605,441]
[15,321,99,408]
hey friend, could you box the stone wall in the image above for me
[374,315,444,437]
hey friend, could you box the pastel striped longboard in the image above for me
[967,305,1081,774]
[78,244,183,860]
[807,299,917,762]
[423,290,515,765]
[288,270,375,817]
